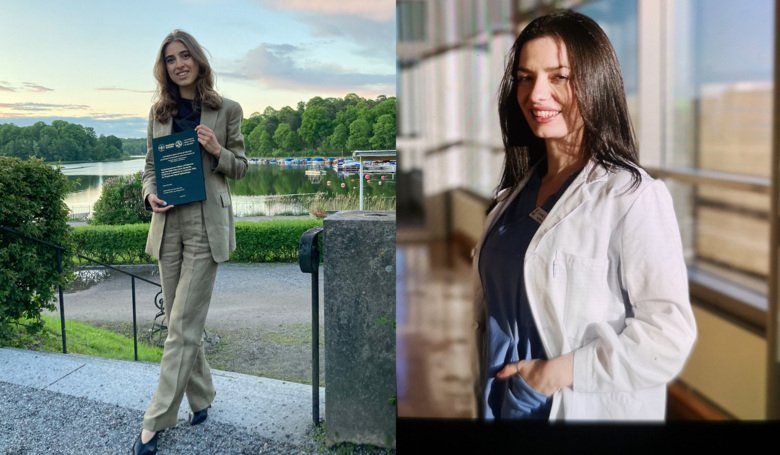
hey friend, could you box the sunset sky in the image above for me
[0,0,395,138]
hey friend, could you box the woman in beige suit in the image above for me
[133,29,247,454]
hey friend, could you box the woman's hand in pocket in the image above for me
[496,353,574,396]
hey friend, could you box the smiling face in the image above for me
[515,36,583,146]
[164,40,200,98]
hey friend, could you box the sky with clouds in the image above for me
[0,0,395,138]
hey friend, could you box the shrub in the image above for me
[90,171,151,225]
[71,223,153,264]
[70,219,323,264]
[232,219,323,262]
[0,157,72,340]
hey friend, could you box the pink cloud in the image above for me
[261,0,393,22]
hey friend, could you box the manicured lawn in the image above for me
[1,315,163,362]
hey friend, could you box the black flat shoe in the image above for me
[131,431,159,455]
[189,407,208,426]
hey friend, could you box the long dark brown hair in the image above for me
[152,30,222,123]
[496,10,640,195]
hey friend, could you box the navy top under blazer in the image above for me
[173,98,201,133]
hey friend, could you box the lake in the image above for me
[59,158,396,218]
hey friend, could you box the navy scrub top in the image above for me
[479,163,580,420]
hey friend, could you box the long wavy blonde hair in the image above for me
[152,29,222,123]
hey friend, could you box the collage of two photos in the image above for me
[2,0,780,453]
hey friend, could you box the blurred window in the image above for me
[580,0,773,320]
[398,0,426,43]
[666,0,773,305]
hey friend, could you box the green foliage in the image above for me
[299,105,334,149]
[70,219,324,264]
[0,156,72,340]
[347,118,371,151]
[71,223,153,264]
[241,114,262,137]
[375,316,396,330]
[232,219,323,262]
[0,120,127,162]
[370,114,396,150]
[241,93,396,157]
[273,123,301,153]
[329,123,348,153]
[121,138,147,155]
[90,171,151,225]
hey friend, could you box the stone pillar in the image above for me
[323,211,396,448]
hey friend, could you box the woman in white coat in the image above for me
[473,10,696,421]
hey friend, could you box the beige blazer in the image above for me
[142,98,248,263]
[472,159,696,421]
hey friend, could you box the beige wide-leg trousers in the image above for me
[143,202,218,432]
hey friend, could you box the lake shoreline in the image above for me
[61,158,396,217]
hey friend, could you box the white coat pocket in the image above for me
[556,251,620,346]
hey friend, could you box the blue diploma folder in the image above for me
[152,129,206,206]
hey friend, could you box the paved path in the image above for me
[54,262,324,331]
[1,261,333,453]
[0,347,325,454]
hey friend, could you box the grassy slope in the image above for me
[1,315,163,362]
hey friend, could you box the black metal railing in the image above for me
[1,225,161,361]
[299,226,323,425]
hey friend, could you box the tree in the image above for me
[121,138,147,155]
[305,96,325,109]
[262,106,280,137]
[247,120,276,157]
[298,105,333,150]
[336,105,361,134]
[329,123,348,153]
[273,123,301,153]
[95,135,123,161]
[372,97,396,118]
[370,114,396,150]
[241,113,262,137]
[239,94,396,157]
[347,118,371,151]
[0,120,129,162]
[278,105,302,132]
[258,130,276,157]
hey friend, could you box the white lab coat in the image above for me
[472,159,697,421]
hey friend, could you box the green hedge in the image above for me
[232,219,323,262]
[71,219,323,264]
[71,223,152,264]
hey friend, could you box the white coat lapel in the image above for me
[523,160,608,357]
[526,159,608,254]
[473,160,545,287]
